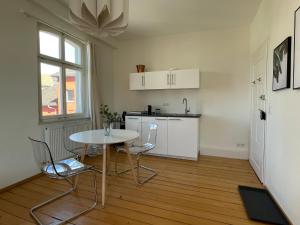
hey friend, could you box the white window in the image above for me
[38,24,88,122]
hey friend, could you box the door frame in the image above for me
[249,40,269,183]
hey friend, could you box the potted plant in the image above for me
[100,104,120,136]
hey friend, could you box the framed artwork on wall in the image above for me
[272,37,291,91]
[294,6,300,89]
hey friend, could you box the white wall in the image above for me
[113,28,251,159]
[0,0,114,189]
[250,0,300,224]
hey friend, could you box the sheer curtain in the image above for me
[87,42,101,129]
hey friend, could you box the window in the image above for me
[38,25,88,122]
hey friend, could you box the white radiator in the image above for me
[42,121,92,161]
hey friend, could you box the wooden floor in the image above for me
[0,153,270,225]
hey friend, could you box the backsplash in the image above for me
[124,89,201,114]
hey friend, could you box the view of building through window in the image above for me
[38,26,85,120]
[40,63,62,116]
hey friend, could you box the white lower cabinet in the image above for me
[126,116,199,160]
[152,117,168,155]
[125,116,142,145]
[167,118,199,159]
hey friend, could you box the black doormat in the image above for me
[238,186,290,225]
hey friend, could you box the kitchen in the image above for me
[124,68,201,160]
[1,0,298,224]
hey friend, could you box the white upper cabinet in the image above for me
[129,72,145,90]
[129,69,199,90]
[144,71,169,90]
[169,69,199,89]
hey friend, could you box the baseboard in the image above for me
[200,146,249,160]
[264,184,293,225]
[0,173,43,193]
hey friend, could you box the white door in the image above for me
[144,71,169,89]
[170,69,199,89]
[167,118,198,159]
[129,73,144,90]
[250,45,267,182]
[125,116,142,145]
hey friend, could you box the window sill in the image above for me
[39,117,91,126]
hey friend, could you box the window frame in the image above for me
[37,24,89,123]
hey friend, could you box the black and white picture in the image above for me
[272,37,291,91]
[293,7,300,89]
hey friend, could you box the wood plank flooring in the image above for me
[0,152,269,225]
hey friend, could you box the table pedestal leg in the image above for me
[102,144,107,207]
[81,144,88,162]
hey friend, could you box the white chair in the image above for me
[115,123,158,185]
[28,137,97,225]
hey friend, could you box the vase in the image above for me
[103,121,111,136]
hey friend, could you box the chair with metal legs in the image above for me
[63,124,103,158]
[115,123,158,185]
[28,137,98,225]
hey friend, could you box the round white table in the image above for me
[69,129,139,207]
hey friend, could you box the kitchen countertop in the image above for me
[126,112,201,118]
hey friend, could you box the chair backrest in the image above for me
[63,123,91,153]
[28,137,58,174]
[142,122,158,146]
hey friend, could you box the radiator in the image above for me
[42,121,92,161]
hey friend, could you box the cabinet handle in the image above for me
[155,118,167,120]
[168,118,182,121]
[171,74,174,85]
[127,117,139,120]
[167,74,170,85]
[142,75,145,86]
[174,74,176,85]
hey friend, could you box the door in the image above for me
[144,71,169,89]
[250,44,267,182]
[170,69,199,89]
[125,116,142,145]
[129,73,144,90]
[167,118,198,159]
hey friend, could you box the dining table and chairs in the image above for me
[28,123,158,225]
[69,128,140,207]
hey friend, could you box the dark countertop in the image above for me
[126,112,201,118]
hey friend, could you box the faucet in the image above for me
[182,98,190,114]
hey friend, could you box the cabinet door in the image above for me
[141,117,155,144]
[141,117,168,156]
[125,116,142,145]
[153,117,168,155]
[170,69,199,89]
[167,118,199,159]
[144,71,170,89]
[129,73,145,90]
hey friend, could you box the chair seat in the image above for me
[43,158,90,176]
[118,143,155,154]
[67,145,103,156]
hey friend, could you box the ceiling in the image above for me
[118,0,262,40]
